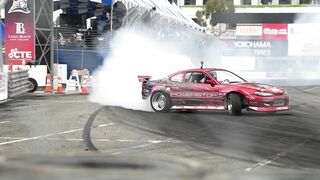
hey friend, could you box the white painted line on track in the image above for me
[10,101,88,110]
[0,137,180,143]
[13,104,43,110]
[131,143,157,149]
[0,121,11,124]
[0,123,113,146]
[245,153,285,172]
[107,138,175,155]
[245,137,313,172]
[0,137,25,140]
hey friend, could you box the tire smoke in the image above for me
[89,27,204,111]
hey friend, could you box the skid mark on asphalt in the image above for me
[0,123,113,146]
[82,108,103,151]
[245,136,314,172]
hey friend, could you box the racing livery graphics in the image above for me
[138,68,290,116]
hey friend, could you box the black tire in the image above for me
[150,91,172,112]
[27,78,38,93]
[227,93,242,116]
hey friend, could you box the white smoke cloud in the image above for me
[89,27,201,111]
[0,0,6,8]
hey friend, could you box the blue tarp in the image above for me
[1,20,4,45]
[54,0,113,19]
[102,0,112,5]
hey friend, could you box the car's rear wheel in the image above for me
[150,91,171,112]
[227,93,242,116]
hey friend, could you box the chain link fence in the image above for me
[53,26,111,76]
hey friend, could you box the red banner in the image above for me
[262,24,288,40]
[5,0,35,65]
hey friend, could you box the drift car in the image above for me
[138,68,289,116]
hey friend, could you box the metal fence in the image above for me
[53,26,111,76]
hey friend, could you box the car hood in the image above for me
[230,82,285,93]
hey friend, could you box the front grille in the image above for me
[274,100,285,107]
[273,92,284,96]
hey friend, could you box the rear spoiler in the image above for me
[138,75,152,82]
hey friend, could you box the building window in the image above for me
[168,0,178,4]
[242,0,251,5]
[184,0,196,5]
[261,0,272,4]
[300,0,312,4]
[203,0,208,4]
[279,0,291,4]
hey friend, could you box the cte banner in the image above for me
[5,0,35,65]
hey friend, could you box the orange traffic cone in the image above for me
[44,74,52,93]
[81,79,89,95]
[55,77,63,94]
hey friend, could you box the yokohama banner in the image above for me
[5,0,35,65]
[223,40,288,56]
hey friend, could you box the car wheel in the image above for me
[27,78,38,93]
[150,91,171,112]
[227,93,242,116]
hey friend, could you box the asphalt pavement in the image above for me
[0,86,320,179]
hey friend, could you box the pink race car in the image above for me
[138,68,289,116]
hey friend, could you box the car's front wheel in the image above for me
[150,91,171,112]
[227,93,242,116]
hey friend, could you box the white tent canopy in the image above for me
[115,0,203,30]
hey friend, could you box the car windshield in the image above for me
[208,70,247,84]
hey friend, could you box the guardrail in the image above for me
[8,70,31,98]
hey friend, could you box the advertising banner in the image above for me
[5,0,35,65]
[288,24,320,56]
[223,40,288,56]
[236,25,262,36]
[262,24,288,40]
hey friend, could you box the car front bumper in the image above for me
[246,95,290,112]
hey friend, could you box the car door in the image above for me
[183,71,222,107]
[167,72,186,106]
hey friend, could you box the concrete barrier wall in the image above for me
[8,70,31,98]
[0,72,8,101]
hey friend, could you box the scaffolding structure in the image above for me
[35,0,54,75]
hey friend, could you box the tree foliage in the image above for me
[196,0,234,27]
[204,0,235,17]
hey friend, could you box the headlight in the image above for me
[254,92,273,96]
[283,89,288,95]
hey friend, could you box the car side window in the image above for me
[184,72,192,82]
[189,72,207,84]
[169,73,184,83]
